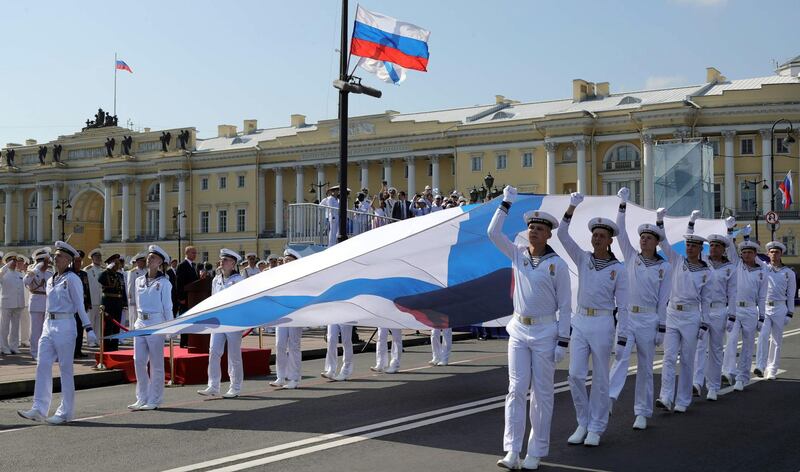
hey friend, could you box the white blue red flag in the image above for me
[114,195,727,339]
[350,6,430,72]
[115,60,133,73]
[779,170,793,209]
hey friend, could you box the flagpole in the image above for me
[114,52,117,117]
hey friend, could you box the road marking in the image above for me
[539,462,615,472]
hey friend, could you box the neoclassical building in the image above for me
[2,57,799,264]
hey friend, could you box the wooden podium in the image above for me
[185,277,212,354]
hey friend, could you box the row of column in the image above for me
[545,138,591,196]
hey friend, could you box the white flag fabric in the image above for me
[357,57,407,84]
[115,195,727,338]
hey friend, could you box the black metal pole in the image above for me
[337,0,349,244]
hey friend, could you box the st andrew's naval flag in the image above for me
[351,5,430,85]
[115,195,727,339]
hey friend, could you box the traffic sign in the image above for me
[765,211,779,224]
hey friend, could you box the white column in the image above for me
[158,175,168,239]
[383,159,393,187]
[431,156,440,191]
[121,177,131,242]
[405,157,416,196]
[4,188,12,245]
[177,173,187,238]
[102,181,112,241]
[35,185,45,243]
[16,190,23,242]
[359,161,369,190]
[258,168,267,235]
[316,164,325,188]
[722,130,736,212]
[760,129,772,214]
[642,133,655,209]
[51,183,60,242]
[295,166,304,203]
[590,140,598,196]
[574,138,588,194]
[274,168,284,235]
[133,179,142,240]
[545,142,557,194]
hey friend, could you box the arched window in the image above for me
[602,143,642,204]
[604,144,640,171]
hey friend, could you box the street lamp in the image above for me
[308,182,329,195]
[55,198,71,241]
[469,187,479,203]
[769,119,795,241]
[173,209,186,257]
[743,179,769,243]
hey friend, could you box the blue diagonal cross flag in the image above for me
[114,195,726,339]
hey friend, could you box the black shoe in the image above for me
[477,336,487,341]
[754,368,764,378]
[693,385,702,397]
[74,352,87,358]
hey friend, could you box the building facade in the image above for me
[2,58,799,264]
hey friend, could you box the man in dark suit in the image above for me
[391,191,414,220]
[71,250,92,358]
[176,246,199,347]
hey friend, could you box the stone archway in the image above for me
[67,186,104,253]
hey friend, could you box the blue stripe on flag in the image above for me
[384,62,401,84]
[353,22,429,59]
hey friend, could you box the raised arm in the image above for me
[615,188,637,261]
[655,207,680,265]
[556,192,587,268]
[486,186,518,260]
[725,217,739,264]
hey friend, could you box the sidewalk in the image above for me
[0,328,474,399]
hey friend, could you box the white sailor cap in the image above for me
[89,248,102,257]
[637,223,664,241]
[219,248,242,263]
[707,234,729,247]
[588,217,619,237]
[283,248,301,260]
[133,252,146,261]
[3,251,17,261]
[266,254,279,261]
[257,260,268,267]
[766,241,787,253]
[434,194,443,200]
[738,240,760,253]
[523,210,558,229]
[19,255,30,264]
[684,234,707,245]
[245,252,257,258]
[54,241,78,259]
[147,244,170,264]
[32,248,51,261]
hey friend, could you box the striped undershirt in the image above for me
[685,260,707,272]
[591,254,616,271]
[638,254,663,267]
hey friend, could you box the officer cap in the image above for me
[133,252,146,261]
[104,253,121,264]
[738,240,760,253]
[147,245,170,264]
[54,241,78,259]
[683,234,707,246]
[283,248,301,260]
[89,248,102,257]
[588,217,619,237]
[766,241,787,253]
[637,223,664,241]
[245,252,257,258]
[523,210,558,229]
[707,234,729,247]
[219,248,242,263]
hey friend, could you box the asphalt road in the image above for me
[2,328,799,472]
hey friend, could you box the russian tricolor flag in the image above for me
[115,60,133,73]
[779,170,793,209]
[350,6,430,72]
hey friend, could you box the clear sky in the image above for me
[2,0,798,147]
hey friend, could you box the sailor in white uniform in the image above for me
[128,245,173,410]
[23,248,54,361]
[126,253,147,330]
[489,186,572,471]
[270,248,304,389]
[0,252,26,354]
[608,188,672,430]
[753,240,795,381]
[242,252,261,278]
[558,192,628,448]
[320,186,340,247]
[720,226,767,392]
[18,241,97,424]
[686,212,737,399]
[198,249,245,398]
[372,326,403,374]
[654,208,712,413]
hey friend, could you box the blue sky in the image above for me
[1,0,798,147]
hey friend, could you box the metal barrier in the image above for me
[287,203,397,246]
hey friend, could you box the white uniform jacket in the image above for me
[0,263,26,309]
[24,267,54,313]
[46,271,90,326]
[134,273,174,326]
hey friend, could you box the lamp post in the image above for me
[743,179,769,243]
[483,173,502,200]
[173,209,186,257]
[769,119,796,241]
[55,199,71,241]
[308,181,329,203]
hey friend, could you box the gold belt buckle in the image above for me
[676,304,684,311]
[48,313,55,320]
[631,306,640,313]
[586,308,596,316]
[738,302,746,307]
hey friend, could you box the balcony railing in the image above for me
[287,203,397,246]
[604,160,640,171]
[730,209,800,220]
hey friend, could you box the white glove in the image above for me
[725,216,736,229]
[554,345,567,363]
[655,331,664,347]
[656,207,667,221]
[87,329,98,346]
[617,187,630,203]
[34,262,45,271]
[502,185,518,204]
[689,210,701,224]
[697,323,709,340]
[569,192,584,207]
[743,225,752,237]
[784,316,792,328]
[726,316,735,333]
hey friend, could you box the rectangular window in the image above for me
[451,161,455,176]
[218,209,227,233]
[782,236,796,256]
[404,165,409,179]
[200,211,209,233]
[381,167,386,180]
[709,139,720,157]
[713,183,722,216]
[739,181,755,212]
[219,176,227,189]
[740,138,754,155]
[427,163,433,177]
[201,177,209,190]
[238,175,246,188]
[495,154,507,170]
[237,208,246,232]
[776,137,791,154]
[522,152,533,167]
[471,156,482,172]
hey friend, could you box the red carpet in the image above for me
[96,347,271,385]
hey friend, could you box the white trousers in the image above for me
[87,307,101,343]
[659,310,700,409]
[503,323,556,458]
[126,306,137,329]
[722,310,757,384]
[375,327,402,370]
[324,324,353,377]
[328,218,339,247]
[431,328,452,363]
[693,308,727,392]
[275,326,302,382]
[569,314,613,434]
[0,307,23,351]
[19,307,30,346]
[31,319,77,419]
[609,312,657,417]
[756,306,788,376]
[134,334,166,405]
[208,331,244,393]
[29,311,45,360]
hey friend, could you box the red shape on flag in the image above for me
[116,60,133,73]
